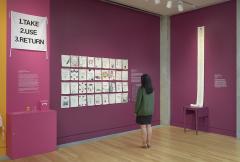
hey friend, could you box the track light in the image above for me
[178,1,184,12]
[154,0,160,4]
[166,0,172,9]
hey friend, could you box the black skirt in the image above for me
[136,115,152,125]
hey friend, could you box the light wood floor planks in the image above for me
[4,126,240,162]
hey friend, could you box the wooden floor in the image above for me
[5,126,240,162]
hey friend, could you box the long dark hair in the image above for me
[141,74,153,94]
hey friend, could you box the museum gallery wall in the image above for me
[50,0,160,144]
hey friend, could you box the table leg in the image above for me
[196,110,198,135]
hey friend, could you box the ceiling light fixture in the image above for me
[178,1,184,12]
[166,0,172,9]
[154,0,161,5]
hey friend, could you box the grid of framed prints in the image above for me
[61,55,129,108]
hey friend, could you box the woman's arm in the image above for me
[135,88,143,114]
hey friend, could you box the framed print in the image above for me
[87,82,95,93]
[122,59,128,70]
[87,69,94,80]
[102,70,109,80]
[61,96,70,108]
[115,71,122,80]
[71,55,79,67]
[79,95,87,107]
[116,93,122,103]
[102,94,109,105]
[109,93,116,104]
[88,57,95,68]
[116,82,122,92]
[122,93,128,103]
[95,94,102,105]
[62,55,71,67]
[95,82,102,93]
[61,82,70,94]
[116,59,122,69]
[95,70,102,80]
[109,82,116,92]
[122,82,128,92]
[70,95,79,107]
[102,58,110,69]
[102,82,109,92]
[122,71,128,81]
[70,82,79,94]
[109,70,115,80]
[79,56,87,68]
[71,69,79,80]
[79,69,87,80]
[61,68,71,80]
[109,59,115,69]
[95,57,102,68]
[79,82,87,93]
[87,95,95,106]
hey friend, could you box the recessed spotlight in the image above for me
[166,0,172,9]
[154,0,160,4]
[178,1,184,12]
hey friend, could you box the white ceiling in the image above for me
[103,0,230,16]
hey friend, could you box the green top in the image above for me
[135,87,154,116]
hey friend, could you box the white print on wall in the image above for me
[61,68,70,80]
[11,11,47,51]
[70,95,78,107]
[61,96,69,108]
[61,82,70,94]
[95,57,102,68]
[61,55,128,108]
[87,95,95,106]
[79,56,87,68]
[62,55,70,67]
[88,57,95,68]
[79,95,87,107]
[71,55,79,67]
[79,82,87,93]
[95,94,102,105]
[79,69,87,80]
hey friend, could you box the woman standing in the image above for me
[135,74,154,149]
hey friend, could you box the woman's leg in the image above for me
[146,124,152,147]
[140,125,147,147]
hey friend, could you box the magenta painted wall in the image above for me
[50,0,160,144]
[7,0,50,113]
[171,0,236,136]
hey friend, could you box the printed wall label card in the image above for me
[95,70,102,80]
[71,55,79,67]
[116,71,122,80]
[88,57,95,68]
[70,95,79,107]
[122,82,128,92]
[70,82,79,94]
[79,95,87,107]
[79,82,87,93]
[87,95,95,106]
[62,55,70,67]
[102,82,109,92]
[102,70,109,80]
[61,68,71,80]
[116,82,123,92]
[71,69,79,80]
[122,71,128,81]
[122,93,128,103]
[116,59,122,69]
[110,59,116,69]
[61,82,70,94]
[116,93,122,103]
[109,70,115,80]
[122,59,128,70]
[61,96,70,108]
[109,82,116,92]
[95,57,102,68]
[87,69,94,80]
[79,56,87,67]
[109,93,116,104]
[95,82,102,93]
[102,58,110,69]
[79,69,87,80]
[95,94,102,105]
[87,82,95,93]
[102,94,109,105]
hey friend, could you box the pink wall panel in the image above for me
[171,0,236,136]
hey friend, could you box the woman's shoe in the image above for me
[147,144,151,148]
[141,144,148,149]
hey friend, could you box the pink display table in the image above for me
[7,110,57,159]
[183,106,209,135]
